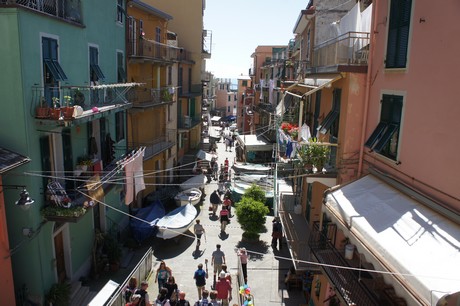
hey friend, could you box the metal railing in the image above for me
[311,31,370,67]
[131,86,176,106]
[128,38,184,62]
[103,247,154,306]
[178,114,201,129]
[309,226,379,305]
[128,129,176,160]
[1,0,83,24]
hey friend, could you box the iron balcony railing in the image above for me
[309,225,379,306]
[311,31,370,68]
[128,129,176,160]
[1,0,83,24]
[178,114,201,129]
[128,38,182,62]
[131,86,176,107]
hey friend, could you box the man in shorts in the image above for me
[211,244,226,288]
[193,219,205,248]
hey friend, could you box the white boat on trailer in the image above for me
[174,188,202,206]
[156,203,199,240]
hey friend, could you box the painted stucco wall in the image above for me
[365,0,460,210]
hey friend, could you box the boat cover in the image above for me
[130,200,165,243]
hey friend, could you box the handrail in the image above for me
[104,247,154,306]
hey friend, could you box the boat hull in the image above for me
[156,204,199,240]
[174,188,202,206]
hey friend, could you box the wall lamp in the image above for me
[0,185,35,210]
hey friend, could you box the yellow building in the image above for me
[126,1,178,204]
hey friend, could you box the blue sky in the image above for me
[204,0,309,79]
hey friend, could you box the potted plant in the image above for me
[45,282,71,306]
[73,88,85,107]
[296,144,313,172]
[62,95,74,120]
[50,97,61,120]
[308,138,330,173]
[104,235,122,271]
[36,96,50,118]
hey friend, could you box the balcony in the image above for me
[131,86,176,108]
[41,157,124,223]
[1,0,83,25]
[309,31,370,73]
[128,38,181,63]
[202,29,212,59]
[178,114,200,130]
[128,129,176,160]
[32,83,139,126]
[309,224,407,306]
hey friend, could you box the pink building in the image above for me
[214,78,237,120]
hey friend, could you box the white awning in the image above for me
[237,135,273,152]
[323,174,460,305]
[211,116,221,122]
[196,149,214,161]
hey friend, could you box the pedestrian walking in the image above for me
[225,137,229,151]
[134,281,151,306]
[209,291,222,306]
[164,276,178,304]
[154,287,171,306]
[193,263,208,300]
[126,294,142,306]
[211,244,226,287]
[210,189,222,216]
[193,219,205,249]
[155,261,172,292]
[215,272,232,306]
[220,264,231,284]
[177,291,191,306]
[212,162,219,181]
[222,197,231,217]
[193,289,210,306]
[219,206,230,233]
[271,217,283,249]
[124,276,138,303]
[237,248,249,283]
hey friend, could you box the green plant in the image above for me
[77,156,93,166]
[52,97,60,109]
[162,89,172,102]
[307,138,330,170]
[104,235,122,264]
[41,206,87,218]
[45,282,71,306]
[236,185,269,239]
[63,95,72,107]
[73,89,85,106]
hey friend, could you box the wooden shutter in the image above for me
[386,0,412,68]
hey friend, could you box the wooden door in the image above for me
[54,231,66,283]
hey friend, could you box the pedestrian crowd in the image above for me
[123,245,244,306]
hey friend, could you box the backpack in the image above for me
[124,286,136,303]
[194,269,206,286]
[135,289,147,306]
[155,298,170,306]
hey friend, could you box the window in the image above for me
[242,80,247,87]
[228,96,230,102]
[117,51,126,83]
[117,0,124,24]
[386,0,412,68]
[178,68,183,96]
[42,37,67,104]
[365,94,403,160]
[318,89,341,136]
[228,106,230,112]
[168,66,172,85]
[90,46,105,82]
[115,111,124,142]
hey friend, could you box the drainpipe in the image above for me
[357,3,378,177]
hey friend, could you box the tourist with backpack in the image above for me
[193,289,210,306]
[271,217,283,249]
[124,277,138,303]
[193,262,208,300]
[154,287,171,306]
[177,291,191,306]
[126,294,142,306]
[134,281,151,306]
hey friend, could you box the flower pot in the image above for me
[36,107,50,119]
[62,106,74,120]
[50,108,61,120]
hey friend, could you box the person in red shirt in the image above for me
[219,206,230,232]
[215,271,232,306]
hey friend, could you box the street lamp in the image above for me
[0,185,35,210]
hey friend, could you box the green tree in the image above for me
[242,183,266,203]
[235,184,269,240]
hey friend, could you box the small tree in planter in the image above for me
[235,184,269,241]
[45,282,71,306]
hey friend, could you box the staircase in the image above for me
[70,281,98,306]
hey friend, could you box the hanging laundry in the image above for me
[124,156,135,205]
[133,147,146,196]
[89,137,98,156]
[301,123,312,142]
